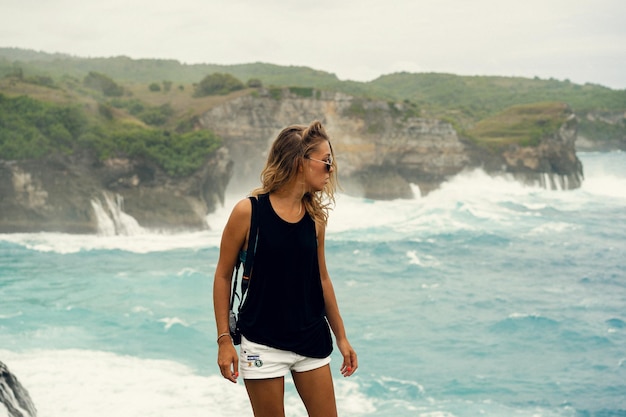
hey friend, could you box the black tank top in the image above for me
[238,193,332,358]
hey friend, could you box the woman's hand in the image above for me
[217,338,239,383]
[337,338,358,377]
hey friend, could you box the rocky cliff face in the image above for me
[497,112,583,189]
[199,89,582,199]
[0,89,583,234]
[576,110,626,151]
[0,148,232,234]
[463,105,583,191]
[198,89,471,199]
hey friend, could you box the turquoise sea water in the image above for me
[1,152,625,417]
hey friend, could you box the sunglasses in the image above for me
[306,156,333,172]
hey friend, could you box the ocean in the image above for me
[1,151,625,417]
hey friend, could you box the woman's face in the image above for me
[304,140,333,192]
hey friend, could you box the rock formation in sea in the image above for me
[0,360,37,417]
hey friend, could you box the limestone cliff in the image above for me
[576,110,626,151]
[199,89,469,198]
[0,148,232,233]
[199,89,582,199]
[465,102,583,190]
[498,112,583,189]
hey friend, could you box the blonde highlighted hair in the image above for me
[251,120,337,225]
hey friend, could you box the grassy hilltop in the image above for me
[1,47,625,174]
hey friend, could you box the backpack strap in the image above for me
[241,196,258,297]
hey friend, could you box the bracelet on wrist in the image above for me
[217,332,231,344]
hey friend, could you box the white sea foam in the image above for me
[0,349,251,417]
[130,306,153,315]
[331,156,626,243]
[0,349,374,417]
[579,151,626,199]
[91,192,145,236]
[406,250,440,268]
[0,230,219,254]
[176,267,200,277]
[158,317,189,330]
[1,152,624,254]
[0,312,22,319]
[526,222,578,236]
[581,174,626,199]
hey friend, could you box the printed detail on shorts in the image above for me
[246,354,263,367]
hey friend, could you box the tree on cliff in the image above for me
[193,73,244,97]
[83,71,125,97]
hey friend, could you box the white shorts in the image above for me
[239,335,331,379]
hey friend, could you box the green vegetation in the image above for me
[99,127,221,177]
[466,102,571,150]
[0,94,87,158]
[247,78,263,88]
[83,71,125,97]
[268,87,283,100]
[109,98,174,126]
[288,86,314,98]
[194,73,245,97]
[369,72,626,113]
[0,93,221,177]
[2,48,623,108]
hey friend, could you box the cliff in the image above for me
[576,110,626,151]
[199,89,583,199]
[0,90,583,234]
[0,148,232,234]
[466,102,583,190]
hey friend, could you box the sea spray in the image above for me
[91,192,144,236]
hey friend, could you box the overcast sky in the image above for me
[2,0,625,89]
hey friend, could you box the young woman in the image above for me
[213,121,357,417]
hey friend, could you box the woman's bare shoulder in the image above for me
[229,197,254,221]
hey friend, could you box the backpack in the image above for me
[228,196,259,345]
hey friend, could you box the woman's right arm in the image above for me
[213,198,251,383]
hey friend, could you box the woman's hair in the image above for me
[251,120,337,225]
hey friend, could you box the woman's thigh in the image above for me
[244,376,285,417]
[292,364,338,417]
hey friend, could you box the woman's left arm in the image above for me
[317,223,358,377]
